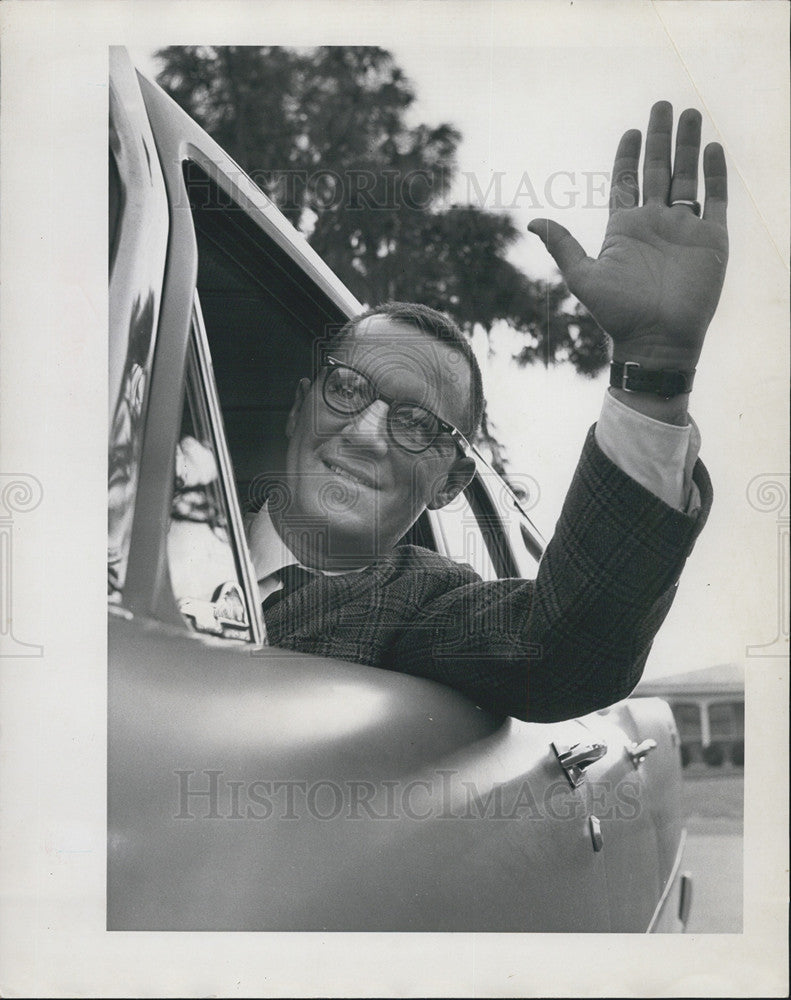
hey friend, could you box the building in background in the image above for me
[636,664,745,768]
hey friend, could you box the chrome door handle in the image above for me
[627,738,657,767]
[552,739,608,787]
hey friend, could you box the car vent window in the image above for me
[167,330,261,643]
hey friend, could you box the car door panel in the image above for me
[109,614,614,931]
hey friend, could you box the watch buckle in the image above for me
[621,361,640,390]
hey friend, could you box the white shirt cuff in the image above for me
[595,391,701,514]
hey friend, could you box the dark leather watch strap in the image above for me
[610,361,696,398]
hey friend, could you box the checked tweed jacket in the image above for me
[263,428,712,723]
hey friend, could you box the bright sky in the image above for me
[136,4,789,678]
[390,13,790,679]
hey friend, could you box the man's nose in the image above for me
[340,399,390,454]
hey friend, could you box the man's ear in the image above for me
[285,378,312,438]
[427,456,476,510]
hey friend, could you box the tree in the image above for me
[154,46,609,470]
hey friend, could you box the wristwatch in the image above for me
[610,361,696,398]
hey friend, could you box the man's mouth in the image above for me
[323,460,378,490]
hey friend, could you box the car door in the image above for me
[108,48,682,932]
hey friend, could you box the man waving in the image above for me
[247,101,728,721]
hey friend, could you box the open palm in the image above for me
[530,103,728,372]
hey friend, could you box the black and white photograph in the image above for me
[1,1,788,996]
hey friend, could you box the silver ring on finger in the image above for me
[670,199,702,217]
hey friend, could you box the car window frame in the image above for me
[426,498,499,581]
[429,458,545,580]
[474,463,545,578]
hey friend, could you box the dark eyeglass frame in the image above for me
[321,355,472,456]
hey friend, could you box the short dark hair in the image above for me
[328,301,484,437]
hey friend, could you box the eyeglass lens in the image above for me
[323,364,441,452]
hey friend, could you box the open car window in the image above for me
[179,157,540,588]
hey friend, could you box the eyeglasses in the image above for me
[321,355,472,455]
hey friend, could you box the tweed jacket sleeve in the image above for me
[264,427,712,724]
[388,426,712,722]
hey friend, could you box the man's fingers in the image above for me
[668,108,702,205]
[528,219,588,277]
[702,142,728,225]
[609,128,641,214]
[642,100,673,203]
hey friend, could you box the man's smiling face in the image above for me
[274,315,476,569]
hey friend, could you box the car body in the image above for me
[107,47,691,932]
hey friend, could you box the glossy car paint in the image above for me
[108,48,689,932]
[108,51,169,599]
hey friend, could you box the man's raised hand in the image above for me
[528,102,728,374]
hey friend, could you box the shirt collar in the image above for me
[246,503,302,582]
